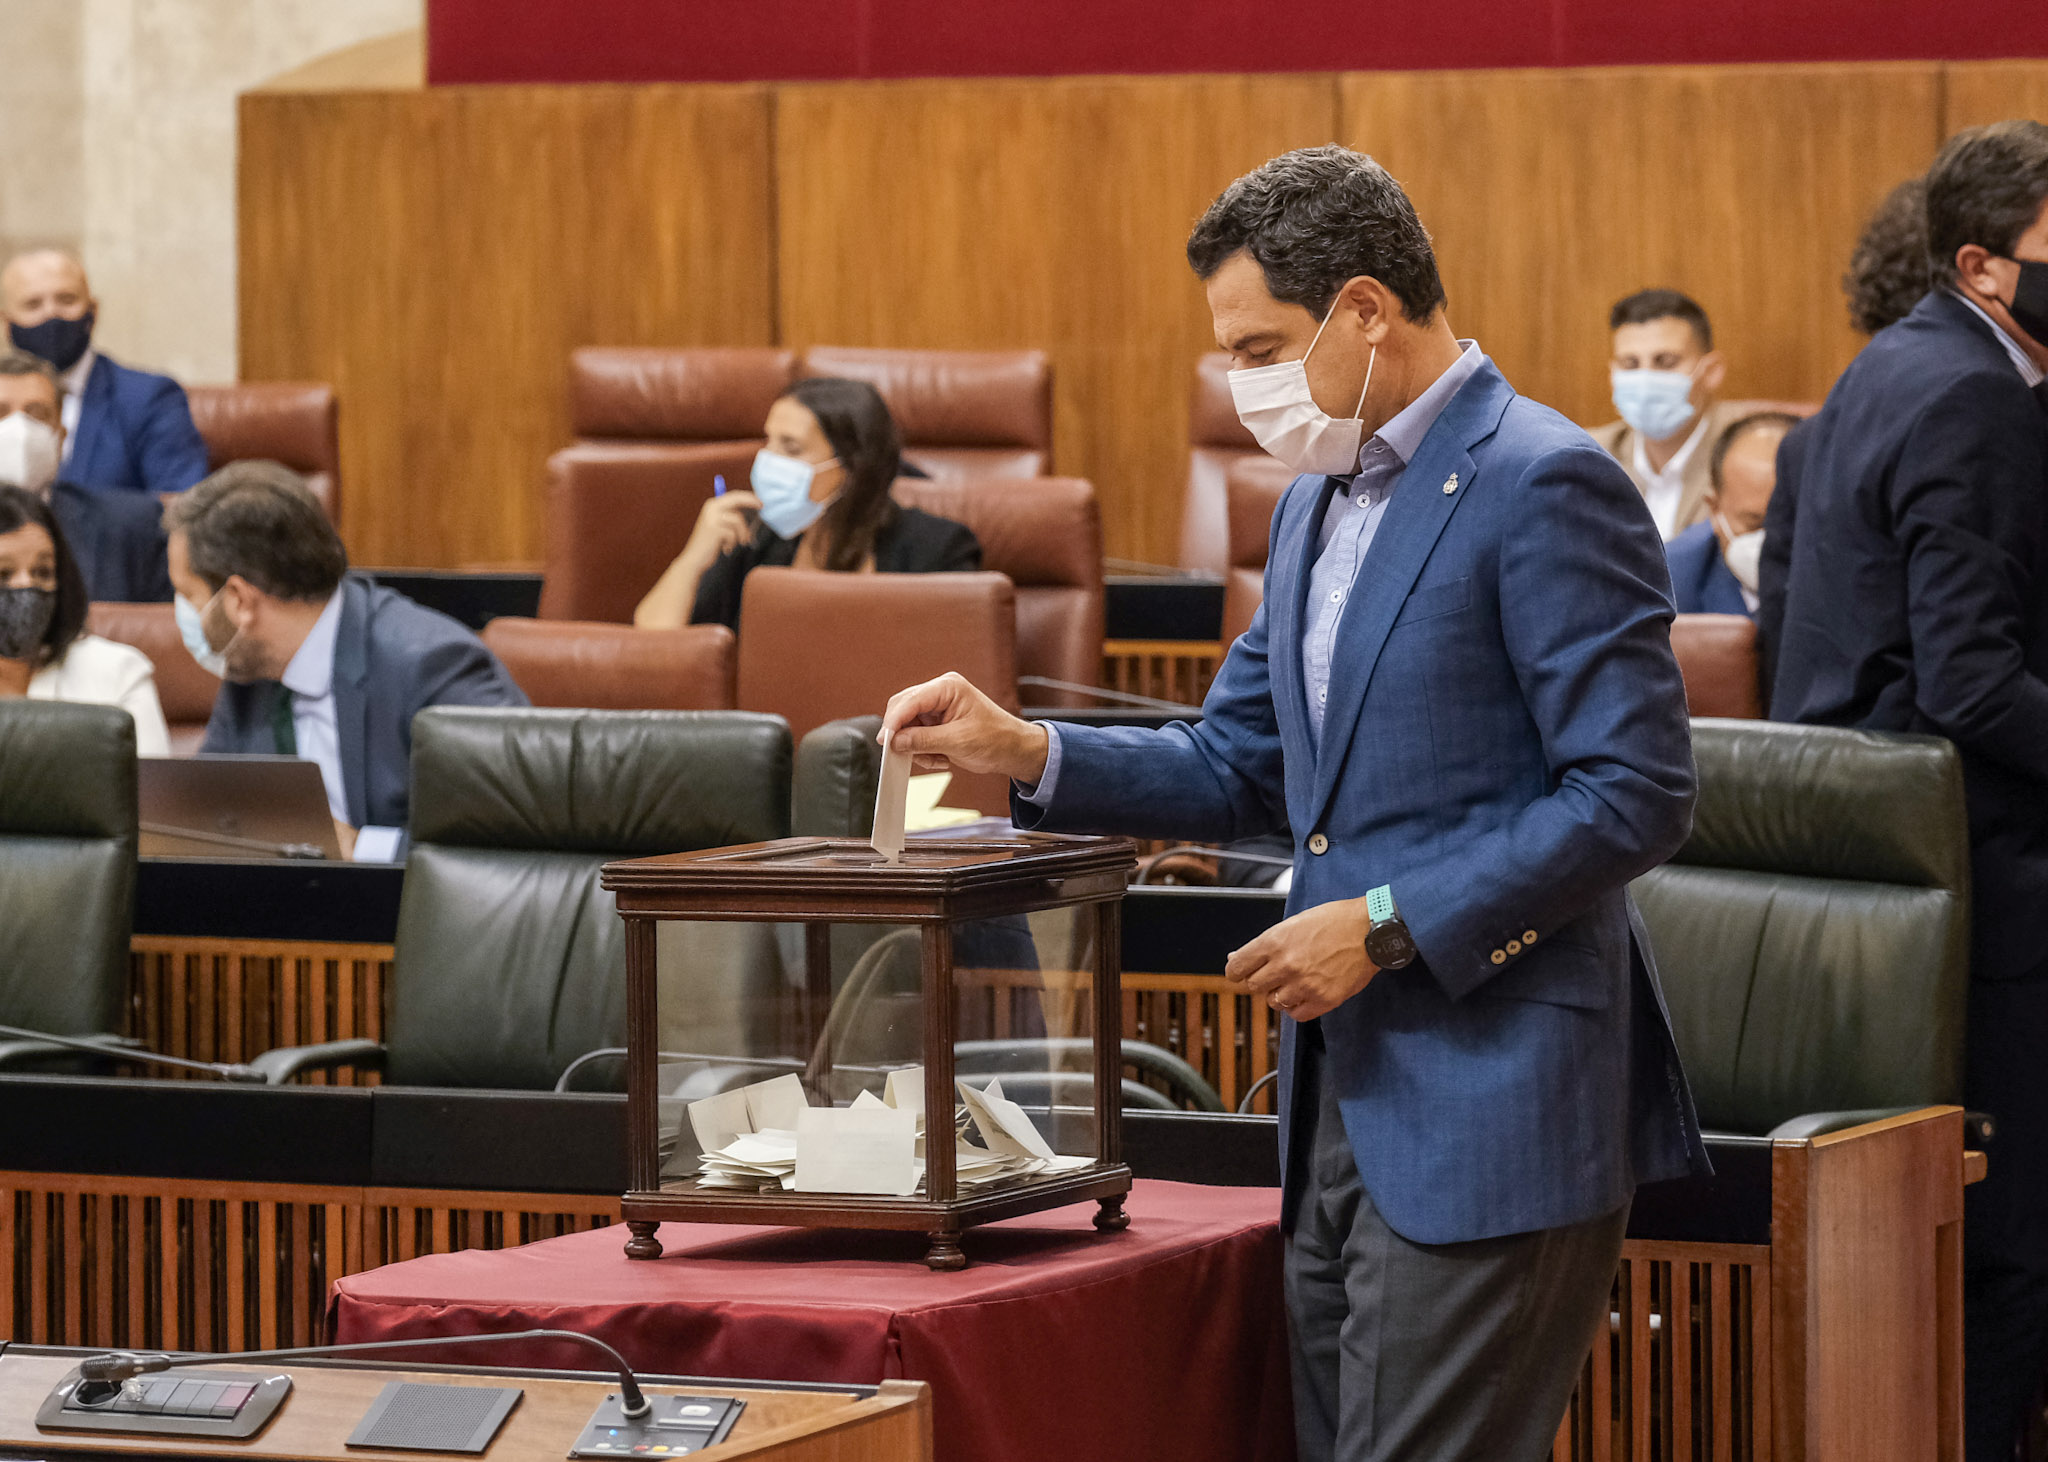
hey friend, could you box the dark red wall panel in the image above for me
[426,0,2048,84]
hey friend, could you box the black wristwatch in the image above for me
[1364,884,1418,969]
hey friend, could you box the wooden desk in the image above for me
[0,1348,929,1462]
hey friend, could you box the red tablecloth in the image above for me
[332,1180,1292,1462]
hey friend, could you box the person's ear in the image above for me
[1955,243,2005,301]
[1343,276,1393,345]
[1696,350,1727,396]
[220,574,260,629]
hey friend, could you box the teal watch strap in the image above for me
[1367,884,1398,925]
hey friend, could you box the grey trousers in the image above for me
[1285,1035,1629,1462]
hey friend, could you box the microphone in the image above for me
[72,1330,649,1418]
[0,1025,264,1083]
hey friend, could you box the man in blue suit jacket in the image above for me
[164,461,526,859]
[885,147,1705,1462]
[1663,409,1794,619]
[1770,122,2048,1462]
[3,250,210,496]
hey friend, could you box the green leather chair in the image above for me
[792,714,883,838]
[1633,717,1971,1137]
[0,701,138,1066]
[252,707,791,1087]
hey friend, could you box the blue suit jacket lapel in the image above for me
[333,577,373,828]
[1307,364,1515,831]
[68,361,120,488]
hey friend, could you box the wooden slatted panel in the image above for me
[1552,1242,1771,1462]
[361,1190,622,1272]
[128,938,393,1084]
[1102,643,1220,708]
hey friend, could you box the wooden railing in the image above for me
[130,937,389,1083]
[1101,642,1220,709]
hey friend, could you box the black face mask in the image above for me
[2005,258,2048,352]
[8,310,95,373]
[0,587,56,662]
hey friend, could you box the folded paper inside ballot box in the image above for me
[689,1071,1090,1196]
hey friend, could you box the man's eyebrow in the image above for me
[1225,331,1282,354]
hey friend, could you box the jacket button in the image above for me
[1307,833,1329,855]
[1523,929,1539,944]
[1490,950,1507,965]
[1505,939,1522,956]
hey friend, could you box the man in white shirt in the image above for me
[1588,289,1737,540]
[163,462,527,860]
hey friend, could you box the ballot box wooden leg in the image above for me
[1093,1194,1130,1233]
[923,1229,966,1272]
[624,1221,664,1261]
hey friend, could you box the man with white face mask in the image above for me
[0,350,171,601]
[880,145,1705,1462]
[1662,411,1794,617]
[1589,289,1734,540]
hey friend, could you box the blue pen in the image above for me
[713,475,727,497]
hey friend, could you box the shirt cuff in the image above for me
[351,825,405,864]
[1014,722,1064,808]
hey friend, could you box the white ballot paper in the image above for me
[884,1065,926,1118]
[743,1072,810,1133]
[906,772,982,831]
[871,731,913,863]
[795,1104,920,1195]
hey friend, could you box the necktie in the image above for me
[271,688,297,756]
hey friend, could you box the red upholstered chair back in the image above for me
[569,347,798,445]
[1671,613,1764,719]
[185,383,340,519]
[890,476,1103,703]
[1182,353,1283,574]
[86,601,219,755]
[481,617,736,711]
[538,441,757,623]
[736,568,1017,812]
[1218,458,1295,649]
[800,347,1051,478]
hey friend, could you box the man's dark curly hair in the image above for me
[1844,175,1929,337]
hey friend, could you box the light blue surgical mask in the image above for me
[174,590,233,679]
[750,448,838,540]
[1610,365,1701,441]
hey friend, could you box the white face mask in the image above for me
[1228,299,1376,475]
[1715,513,1763,594]
[750,448,838,540]
[1610,361,1701,441]
[174,588,236,680]
[0,412,61,496]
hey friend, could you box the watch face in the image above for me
[1368,924,1418,969]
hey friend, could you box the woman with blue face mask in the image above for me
[634,377,981,632]
[0,484,170,754]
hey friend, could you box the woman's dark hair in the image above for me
[781,377,904,572]
[1845,175,1930,336]
[0,483,88,664]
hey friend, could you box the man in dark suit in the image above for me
[2,249,210,496]
[1663,409,1795,618]
[0,350,170,601]
[163,461,527,860]
[884,146,1705,1461]
[1768,120,2048,1462]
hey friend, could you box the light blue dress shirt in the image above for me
[1025,341,1485,801]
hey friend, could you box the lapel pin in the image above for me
[1442,473,1459,495]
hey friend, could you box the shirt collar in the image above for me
[59,349,96,399]
[1947,288,2046,387]
[1365,340,1485,468]
[279,587,345,700]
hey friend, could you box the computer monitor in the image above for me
[138,755,344,860]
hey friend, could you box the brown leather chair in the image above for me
[1218,458,1294,648]
[891,476,1101,704]
[1182,353,1282,574]
[538,441,753,623]
[800,347,1051,478]
[85,602,219,755]
[736,568,1017,813]
[481,618,736,711]
[569,347,798,447]
[185,383,340,519]
[1671,613,1764,718]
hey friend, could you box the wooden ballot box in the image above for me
[601,835,1138,1270]
[0,1345,931,1462]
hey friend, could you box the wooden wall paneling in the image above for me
[774,75,1339,565]
[1942,60,2048,135]
[129,937,393,1081]
[1339,64,1944,431]
[239,84,778,569]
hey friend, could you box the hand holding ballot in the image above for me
[880,671,1050,784]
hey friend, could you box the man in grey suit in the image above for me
[164,461,526,859]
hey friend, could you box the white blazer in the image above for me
[27,633,172,756]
